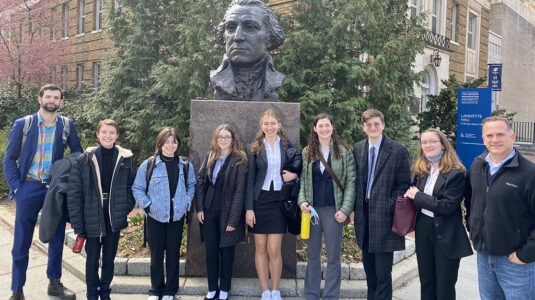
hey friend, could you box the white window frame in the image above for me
[63,4,69,38]
[94,0,103,30]
[93,62,101,87]
[61,66,68,90]
[50,67,57,83]
[78,0,85,35]
[409,0,420,18]
[77,63,84,90]
[431,0,444,35]
[1,26,10,41]
[466,12,479,50]
[114,0,122,14]
[450,5,457,42]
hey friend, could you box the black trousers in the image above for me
[85,222,120,300]
[204,209,236,292]
[362,201,393,300]
[415,214,460,300]
[146,215,184,297]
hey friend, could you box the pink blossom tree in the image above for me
[0,0,72,98]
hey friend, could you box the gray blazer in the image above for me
[353,136,411,252]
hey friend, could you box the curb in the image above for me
[0,204,419,298]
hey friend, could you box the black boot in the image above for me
[48,278,76,299]
[9,290,24,300]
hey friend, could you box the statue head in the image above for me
[217,0,285,65]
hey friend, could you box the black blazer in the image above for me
[353,136,411,252]
[245,140,299,210]
[195,153,246,248]
[414,169,473,259]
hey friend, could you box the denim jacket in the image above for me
[132,155,196,223]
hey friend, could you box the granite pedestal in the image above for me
[187,100,300,278]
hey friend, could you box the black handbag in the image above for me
[280,179,301,235]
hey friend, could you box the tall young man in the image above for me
[353,109,411,300]
[465,116,535,300]
[3,84,82,300]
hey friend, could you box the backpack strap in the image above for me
[60,116,70,147]
[180,156,189,192]
[18,115,33,161]
[145,156,156,195]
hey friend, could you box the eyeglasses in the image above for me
[364,122,383,129]
[421,140,440,146]
[217,135,232,141]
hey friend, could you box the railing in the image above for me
[512,122,535,143]
[423,31,451,51]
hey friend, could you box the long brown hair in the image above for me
[207,124,247,172]
[250,108,287,155]
[305,113,349,162]
[154,127,181,157]
[412,128,465,178]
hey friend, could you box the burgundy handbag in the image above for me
[392,195,417,236]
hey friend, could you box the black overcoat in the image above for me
[195,153,246,248]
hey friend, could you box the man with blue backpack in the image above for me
[3,84,82,300]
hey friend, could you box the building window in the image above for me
[63,4,69,38]
[114,0,122,14]
[19,23,24,43]
[431,0,443,34]
[93,62,101,87]
[78,0,85,34]
[61,66,68,90]
[94,0,102,30]
[450,5,457,41]
[50,67,57,83]
[50,9,57,40]
[1,26,10,40]
[467,13,478,50]
[77,63,84,89]
[409,0,420,18]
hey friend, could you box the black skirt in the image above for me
[249,189,287,234]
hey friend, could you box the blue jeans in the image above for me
[477,252,535,300]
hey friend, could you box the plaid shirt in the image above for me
[27,113,56,181]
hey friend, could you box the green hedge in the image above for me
[0,128,10,197]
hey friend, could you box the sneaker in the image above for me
[9,291,24,300]
[147,296,159,300]
[261,290,272,300]
[47,279,76,299]
[162,296,175,300]
[271,290,282,300]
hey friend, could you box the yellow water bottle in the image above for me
[301,212,311,239]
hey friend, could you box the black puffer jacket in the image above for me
[67,145,136,237]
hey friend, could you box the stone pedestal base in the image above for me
[186,100,300,278]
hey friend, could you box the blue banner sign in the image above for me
[488,64,502,91]
[457,88,492,169]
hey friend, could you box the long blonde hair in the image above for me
[412,128,466,178]
[207,124,247,173]
[250,108,287,155]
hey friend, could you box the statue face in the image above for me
[223,5,269,64]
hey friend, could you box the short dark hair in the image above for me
[39,84,63,100]
[154,127,181,157]
[482,116,513,133]
[361,109,385,124]
[217,0,285,51]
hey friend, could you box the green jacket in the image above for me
[297,141,357,216]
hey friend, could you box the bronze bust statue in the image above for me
[210,0,286,101]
